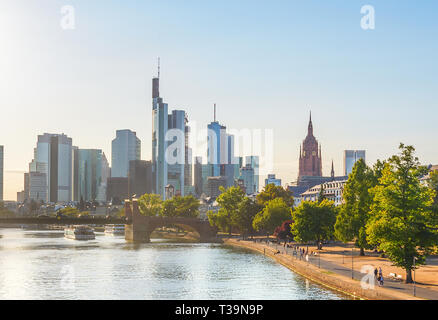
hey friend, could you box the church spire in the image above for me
[308,110,313,136]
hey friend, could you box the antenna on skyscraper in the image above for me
[158,57,160,79]
[214,103,216,122]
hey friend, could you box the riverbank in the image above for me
[225,239,422,300]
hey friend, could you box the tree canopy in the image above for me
[162,195,200,218]
[366,144,438,283]
[292,200,337,250]
[256,184,294,207]
[138,194,163,216]
[252,198,292,235]
[335,158,375,255]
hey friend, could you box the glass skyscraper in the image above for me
[343,150,366,176]
[111,130,141,178]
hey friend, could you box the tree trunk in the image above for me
[405,268,413,284]
[359,247,365,256]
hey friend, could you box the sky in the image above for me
[0,0,437,200]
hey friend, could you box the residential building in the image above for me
[300,179,347,207]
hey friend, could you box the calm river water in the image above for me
[0,228,348,300]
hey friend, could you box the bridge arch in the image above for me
[124,200,218,243]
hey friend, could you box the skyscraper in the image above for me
[245,156,259,193]
[207,104,229,177]
[344,150,366,176]
[152,73,169,198]
[298,112,322,180]
[194,156,203,196]
[35,133,73,203]
[167,110,186,196]
[111,130,141,178]
[129,160,152,198]
[76,149,104,202]
[0,145,3,201]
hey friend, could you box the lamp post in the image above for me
[351,247,354,279]
[413,256,417,297]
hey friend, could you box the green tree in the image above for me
[207,209,229,233]
[162,195,200,218]
[138,194,163,216]
[256,184,294,207]
[334,159,375,255]
[428,170,438,211]
[214,186,246,235]
[234,197,263,239]
[58,207,80,217]
[292,200,337,250]
[366,144,438,283]
[318,185,326,203]
[252,198,292,236]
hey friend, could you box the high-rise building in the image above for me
[76,149,104,202]
[35,133,73,203]
[265,174,281,187]
[152,74,169,199]
[245,156,259,193]
[111,130,141,178]
[25,159,48,203]
[298,113,322,180]
[96,153,110,202]
[240,165,255,195]
[167,110,186,196]
[194,156,203,197]
[344,150,366,176]
[106,177,128,204]
[0,145,3,201]
[207,104,228,177]
[128,160,152,198]
[205,176,227,198]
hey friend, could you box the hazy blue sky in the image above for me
[1,1,437,200]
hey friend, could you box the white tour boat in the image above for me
[64,225,96,240]
[104,224,125,235]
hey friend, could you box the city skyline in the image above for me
[1,1,438,200]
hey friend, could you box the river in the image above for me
[0,228,348,300]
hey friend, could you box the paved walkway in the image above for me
[260,240,438,300]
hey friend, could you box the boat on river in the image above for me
[64,225,95,240]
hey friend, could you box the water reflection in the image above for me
[0,228,349,300]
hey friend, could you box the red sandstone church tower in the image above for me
[298,112,322,180]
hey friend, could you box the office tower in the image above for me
[344,150,366,176]
[106,177,128,204]
[0,145,3,201]
[194,156,203,197]
[245,156,259,193]
[72,146,79,201]
[96,153,110,202]
[240,165,255,195]
[35,133,73,203]
[129,160,152,198]
[25,159,48,202]
[152,73,168,198]
[207,104,227,177]
[265,174,281,187]
[206,176,227,198]
[298,112,322,180]
[111,130,141,178]
[184,125,193,191]
[167,110,186,196]
[76,149,104,202]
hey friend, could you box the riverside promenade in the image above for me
[225,239,438,300]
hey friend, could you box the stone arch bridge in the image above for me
[124,200,218,243]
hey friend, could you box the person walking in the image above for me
[374,268,378,282]
[378,267,383,286]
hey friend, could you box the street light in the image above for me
[413,256,417,297]
[351,247,354,279]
